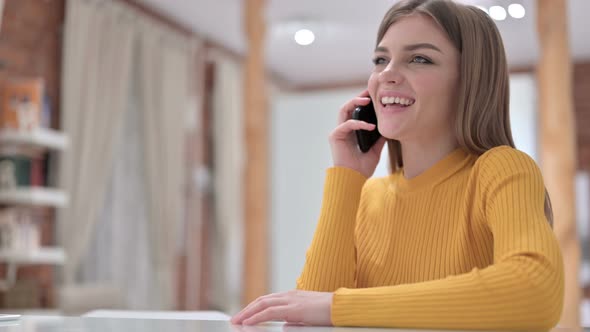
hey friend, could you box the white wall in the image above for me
[270,87,364,292]
[509,73,538,161]
[270,74,538,292]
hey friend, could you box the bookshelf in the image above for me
[0,128,69,151]
[0,247,66,291]
[0,127,69,302]
[0,188,68,207]
[0,247,65,264]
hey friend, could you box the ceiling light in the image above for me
[508,3,526,19]
[294,29,315,46]
[489,6,507,21]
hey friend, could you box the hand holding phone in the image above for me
[329,92,386,178]
[352,100,381,152]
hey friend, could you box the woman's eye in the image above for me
[372,57,388,66]
[411,56,432,64]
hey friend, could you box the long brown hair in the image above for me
[377,0,553,226]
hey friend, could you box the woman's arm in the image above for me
[331,148,564,331]
[296,167,368,292]
[231,166,367,326]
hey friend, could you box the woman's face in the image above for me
[368,14,460,143]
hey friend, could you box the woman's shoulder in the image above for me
[476,145,537,167]
[473,145,543,183]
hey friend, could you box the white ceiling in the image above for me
[138,0,590,87]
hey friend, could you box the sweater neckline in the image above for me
[390,147,472,193]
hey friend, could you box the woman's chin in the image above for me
[378,124,404,141]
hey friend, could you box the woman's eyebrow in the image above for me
[374,43,443,54]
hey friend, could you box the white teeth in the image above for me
[380,96,414,106]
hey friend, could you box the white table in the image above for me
[0,315,585,332]
[83,309,230,320]
[0,316,363,332]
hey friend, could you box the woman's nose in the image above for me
[379,62,404,85]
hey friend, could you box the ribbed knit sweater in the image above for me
[296,146,564,330]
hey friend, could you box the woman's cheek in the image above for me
[367,77,379,101]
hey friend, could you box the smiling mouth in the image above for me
[380,96,415,109]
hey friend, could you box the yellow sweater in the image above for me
[296,146,564,330]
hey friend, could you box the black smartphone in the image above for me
[352,100,381,153]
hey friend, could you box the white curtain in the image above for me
[209,50,245,314]
[79,65,154,308]
[60,0,201,310]
[58,0,134,285]
[138,25,194,310]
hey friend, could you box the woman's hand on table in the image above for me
[231,290,333,326]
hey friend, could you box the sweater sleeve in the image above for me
[331,148,565,331]
[296,167,367,292]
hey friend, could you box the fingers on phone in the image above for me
[331,120,375,140]
[352,120,376,130]
[338,97,371,124]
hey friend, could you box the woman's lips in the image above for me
[379,103,411,114]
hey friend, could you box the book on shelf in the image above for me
[0,154,46,189]
[0,77,44,132]
[0,208,40,255]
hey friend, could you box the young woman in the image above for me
[232,0,564,330]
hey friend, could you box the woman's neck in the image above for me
[400,136,459,179]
